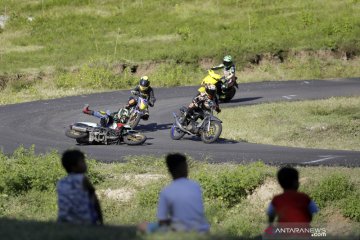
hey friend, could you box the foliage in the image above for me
[195,162,268,207]
[339,192,360,222]
[221,97,360,151]
[0,146,104,195]
[1,0,360,73]
[310,174,354,208]
[135,181,164,208]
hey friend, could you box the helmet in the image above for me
[139,76,150,91]
[223,55,233,67]
[205,84,217,99]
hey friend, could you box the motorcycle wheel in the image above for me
[201,121,222,143]
[128,112,141,129]
[76,137,90,144]
[65,129,88,139]
[170,125,186,140]
[221,87,236,103]
[123,133,147,145]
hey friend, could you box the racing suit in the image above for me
[128,85,156,107]
[82,106,125,129]
[184,92,220,124]
[211,63,236,93]
[126,86,156,120]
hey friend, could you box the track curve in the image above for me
[0,79,359,166]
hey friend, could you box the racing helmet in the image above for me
[223,55,233,67]
[205,84,217,99]
[139,76,150,91]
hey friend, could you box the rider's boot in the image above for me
[82,105,94,115]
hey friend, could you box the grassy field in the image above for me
[0,0,360,104]
[221,96,360,151]
[0,147,359,239]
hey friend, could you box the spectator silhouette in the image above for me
[57,149,103,225]
[266,166,318,235]
[138,153,209,233]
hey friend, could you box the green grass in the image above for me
[221,96,360,150]
[0,0,360,104]
[1,147,360,239]
[1,0,359,72]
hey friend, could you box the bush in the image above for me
[135,181,164,207]
[195,162,268,207]
[310,174,354,208]
[55,62,137,90]
[340,193,360,222]
[0,146,104,195]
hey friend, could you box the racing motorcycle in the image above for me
[127,91,150,129]
[199,70,238,102]
[65,121,146,145]
[170,101,222,143]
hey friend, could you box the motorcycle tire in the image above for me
[76,137,90,144]
[128,112,141,129]
[170,125,186,140]
[220,87,236,103]
[201,121,222,144]
[123,133,147,145]
[65,129,88,139]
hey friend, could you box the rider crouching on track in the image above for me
[183,84,221,126]
[211,55,237,93]
[82,105,128,130]
[125,76,156,120]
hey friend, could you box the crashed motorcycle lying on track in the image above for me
[170,101,222,144]
[65,121,147,146]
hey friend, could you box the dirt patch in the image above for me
[198,58,216,70]
[1,45,44,54]
[322,208,355,236]
[246,179,282,210]
[134,62,160,77]
[122,173,166,186]
[126,34,180,43]
[99,188,134,202]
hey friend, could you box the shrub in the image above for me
[135,181,164,207]
[310,174,354,208]
[0,146,104,195]
[195,162,268,207]
[55,62,137,90]
[340,193,360,222]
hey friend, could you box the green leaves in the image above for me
[195,162,268,207]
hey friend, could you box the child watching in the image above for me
[267,166,318,225]
[57,149,103,225]
[138,153,209,233]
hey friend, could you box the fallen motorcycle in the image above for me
[65,121,146,145]
[170,102,222,144]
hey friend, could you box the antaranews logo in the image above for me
[263,225,327,239]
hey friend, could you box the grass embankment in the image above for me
[222,96,360,151]
[1,0,360,104]
[1,147,359,239]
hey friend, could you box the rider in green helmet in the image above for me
[211,55,236,92]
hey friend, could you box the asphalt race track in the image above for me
[0,79,359,166]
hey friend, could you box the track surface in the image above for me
[0,79,359,166]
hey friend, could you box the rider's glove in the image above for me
[215,107,221,113]
[131,90,138,95]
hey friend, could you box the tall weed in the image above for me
[0,146,104,195]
